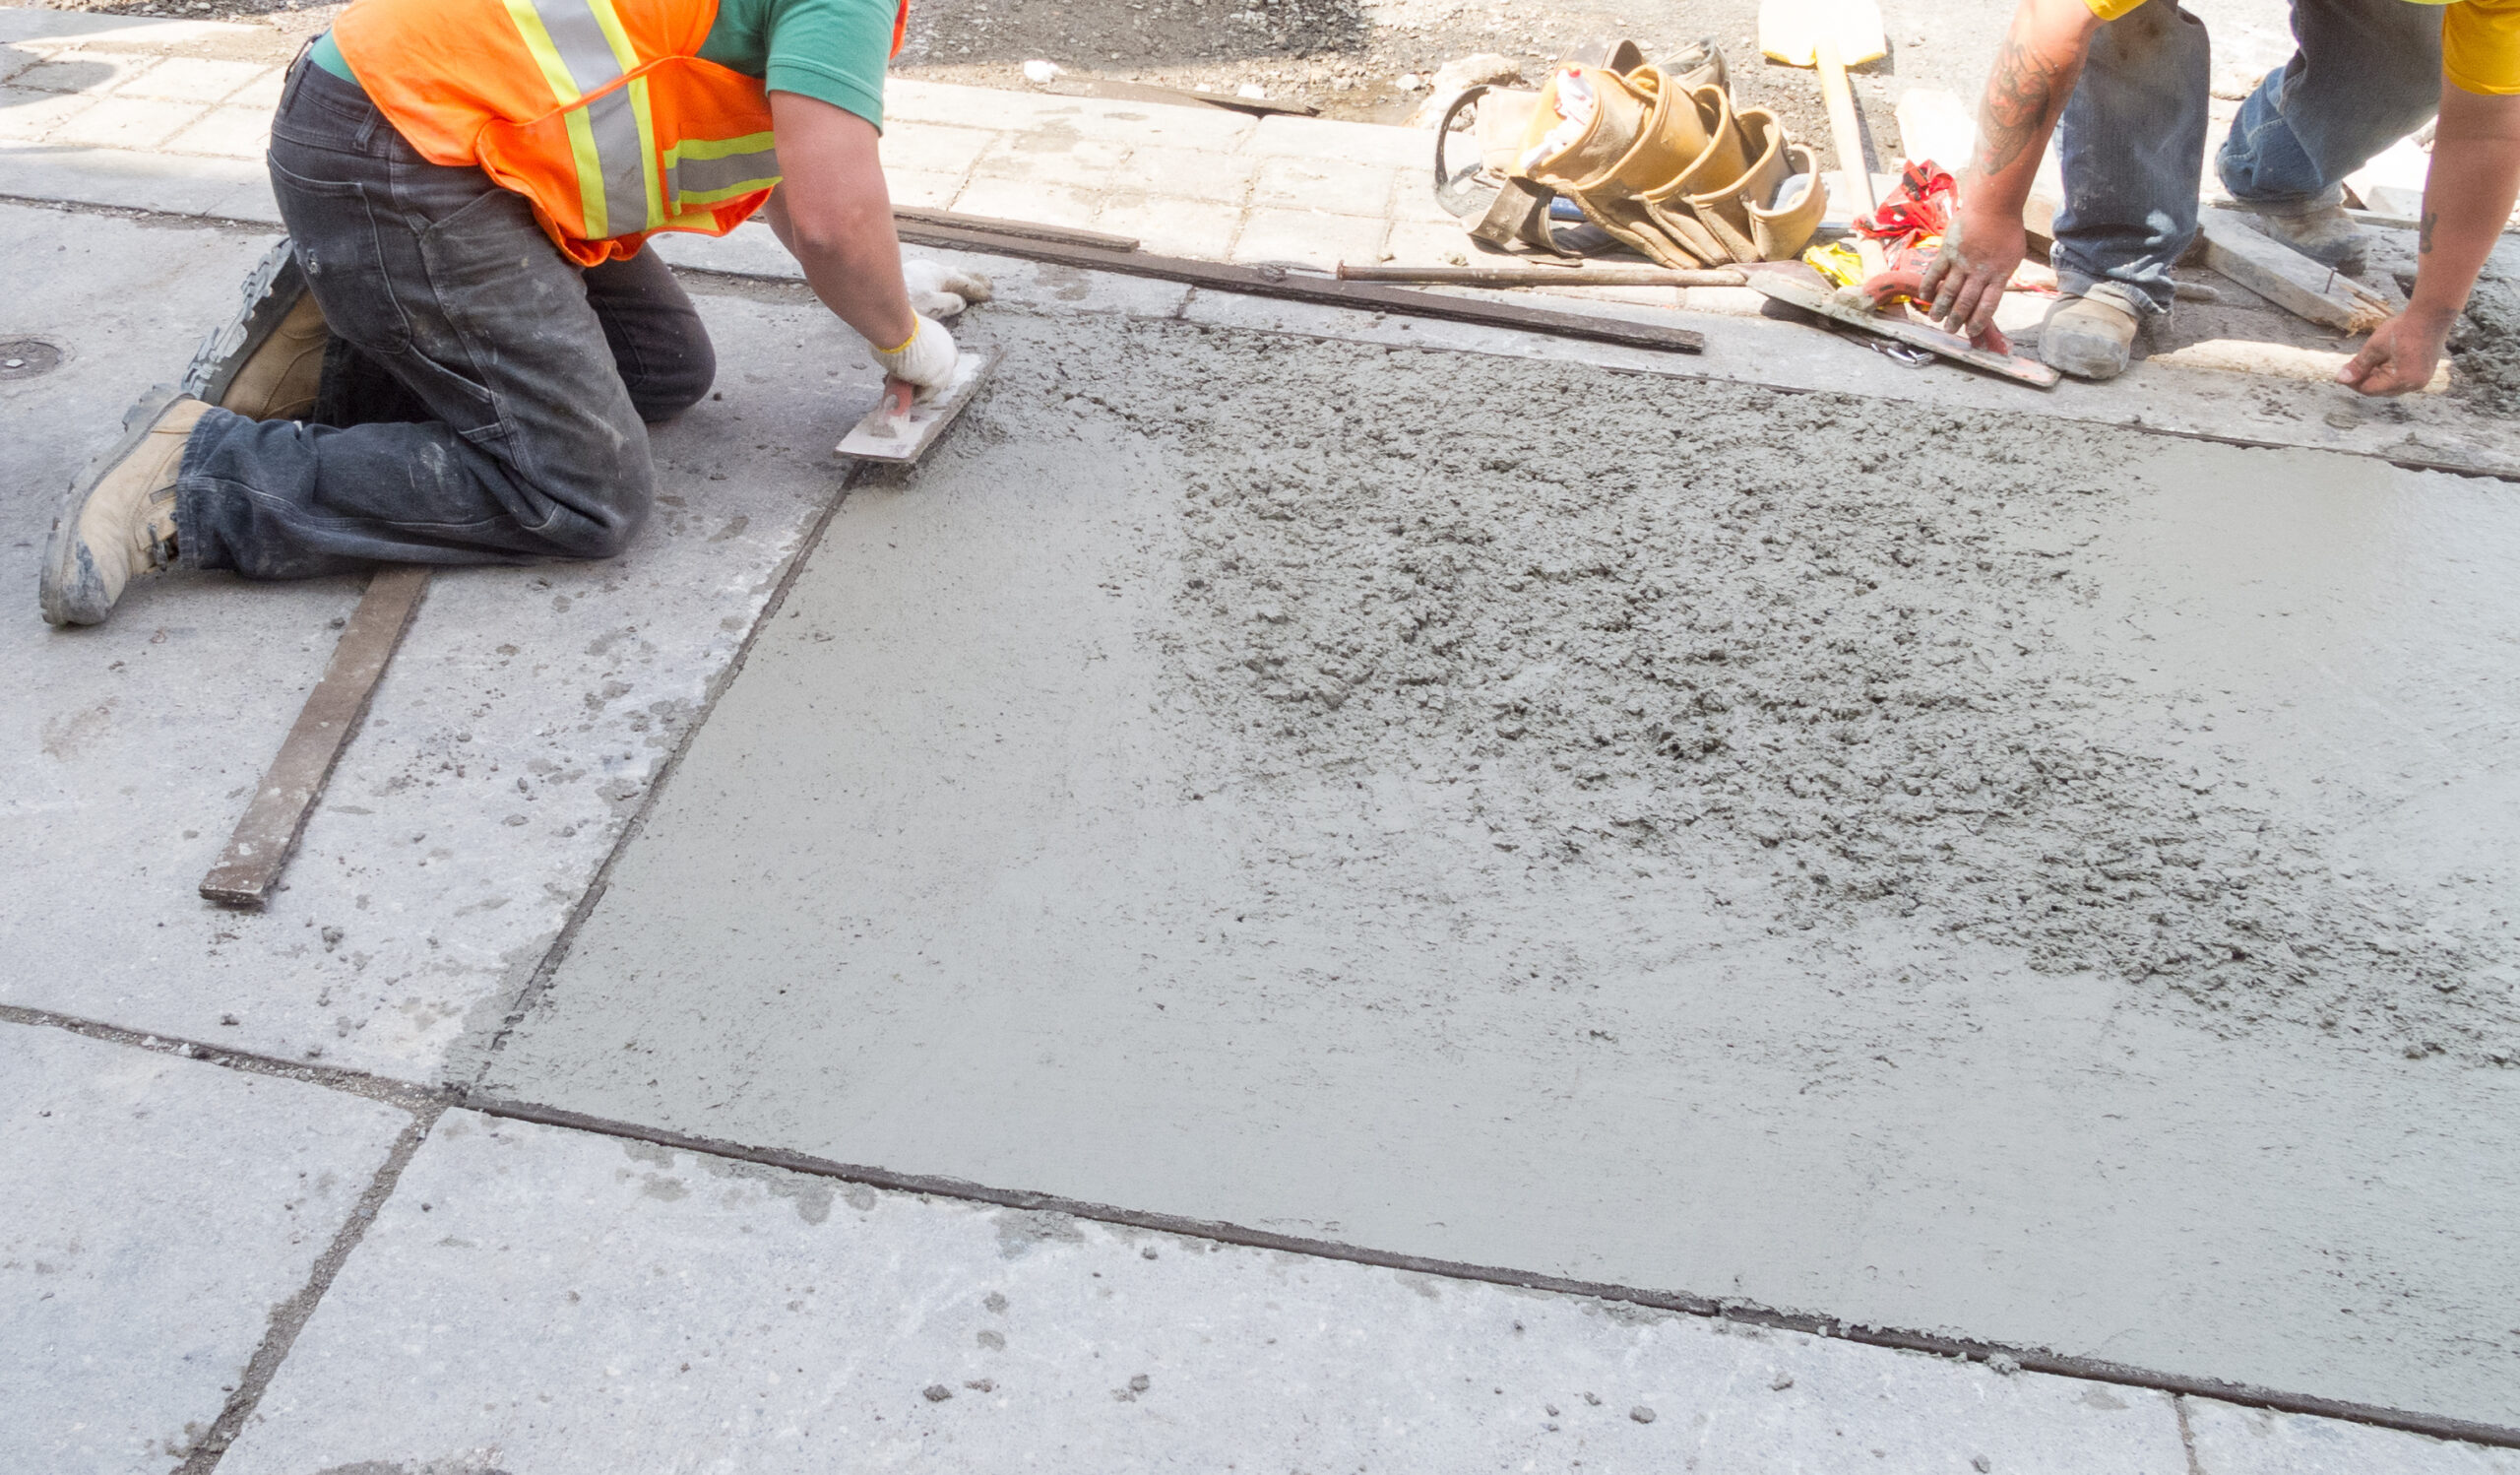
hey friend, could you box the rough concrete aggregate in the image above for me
[1007,324,2516,1059]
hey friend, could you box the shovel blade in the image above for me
[1758,0,1888,68]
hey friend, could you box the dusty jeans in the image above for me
[2051,0,2443,316]
[175,59,716,579]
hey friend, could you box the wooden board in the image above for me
[835,348,1005,465]
[882,220,1707,354]
[1749,272,2061,387]
[891,207,1140,255]
[200,565,430,909]
[2197,209,2393,334]
[1042,77,1319,117]
[1338,264,1746,288]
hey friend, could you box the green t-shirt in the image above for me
[308,0,893,128]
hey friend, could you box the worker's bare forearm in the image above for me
[765,185,917,349]
[2405,85,2520,331]
[765,91,918,352]
[1964,0,2102,218]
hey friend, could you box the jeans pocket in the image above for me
[268,153,418,356]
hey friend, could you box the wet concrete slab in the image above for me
[0,1020,410,1473]
[481,309,2520,1429]
[215,1110,2194,1474]
[0,203,883,1081]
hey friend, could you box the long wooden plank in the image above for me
[1338,263,1747,288]
[200,565,430,909]
[1043,77,1320,117]
[2197,209,2392,334]
[891,207,1141,255]
[885,220,1707,353]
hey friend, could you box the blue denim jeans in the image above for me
[175,60,716,579]
[2051,0,2444,315]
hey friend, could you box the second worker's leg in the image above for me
[2215,0,2443,269]
[2048,0,2213,380]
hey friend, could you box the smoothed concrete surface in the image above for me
[0,202,880,1079]
[484,313,2520,1427]
[216,1110,2195,1474]
[0,1020,410,1474]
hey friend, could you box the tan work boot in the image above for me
[184,238,331,420]
[216,290,329,419]
[2240,200,2368,273]
[2039,293,2142,381]
[40,387,210,627]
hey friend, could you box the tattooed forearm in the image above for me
[2419,209,2437,254]
[1974,32,2075,178]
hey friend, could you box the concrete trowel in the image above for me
[834,348,1003,466]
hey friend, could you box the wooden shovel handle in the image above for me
[1815,35,1885,276]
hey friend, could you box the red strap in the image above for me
[892,0,909,58]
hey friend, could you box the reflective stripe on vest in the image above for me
[665,131,782,207]
[502,0,663,240]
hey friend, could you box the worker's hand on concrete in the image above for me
[1920,207,2025,339]
[873,313,961,396]
[902,258,993,320]
[2336,311,2452,397]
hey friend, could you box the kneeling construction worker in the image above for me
[1921,0,2520,388]
[41,0,985,627]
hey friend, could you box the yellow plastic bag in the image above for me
[1800,239,1864,288]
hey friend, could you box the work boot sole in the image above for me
[40,382,189,628]
[182,237,311,409]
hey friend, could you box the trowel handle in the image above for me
[880,376,916,421]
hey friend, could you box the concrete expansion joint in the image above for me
[169,1103,445,1475]
[0,1001,451,1113]
[0,188,275,235]
[449,1084,2520,1454]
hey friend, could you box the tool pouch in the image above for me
[1514,69,1830,268]
[1432,51,1825,267]
[1519,66,1716,266]
[1434,85,1581,256]
[1645,103,1827,265]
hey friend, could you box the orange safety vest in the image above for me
[335,0,909,266]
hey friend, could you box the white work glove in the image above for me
[871,313,959,395]
[901,257,992,319]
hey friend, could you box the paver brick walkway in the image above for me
[0,14,1464,270]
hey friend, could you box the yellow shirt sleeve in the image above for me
[2081,0,2149,21]
[2445,0,2520,95]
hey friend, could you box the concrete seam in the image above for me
[2174,1394,2210,1475]
[0,1002,448,1112]
[170,1101,445,1473]
[0,189,278,235]
[462,459,871,1085]
[456,1087,2520,1454]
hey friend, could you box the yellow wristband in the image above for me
[874,320,919,357]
